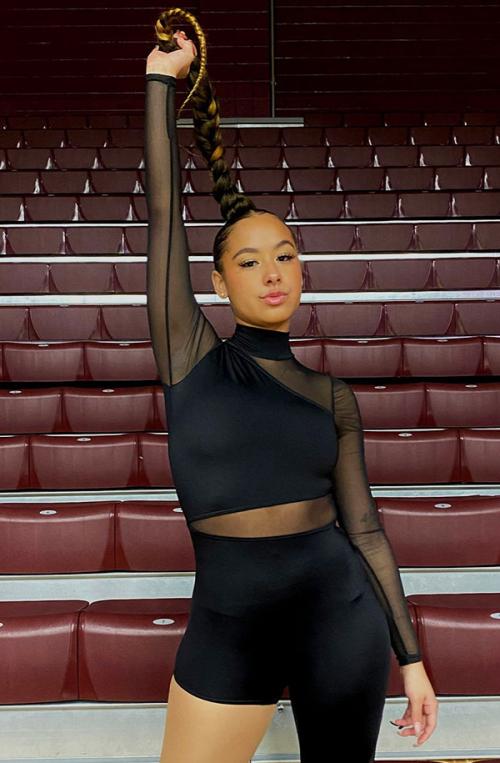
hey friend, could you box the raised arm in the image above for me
[331,377,422,667]
[144,45,221,386]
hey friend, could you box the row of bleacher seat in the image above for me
[7,165,500,191]
[2,91,500,763]
[2,427,500,489]
[6,144,500,170]
[191,191,500,219]
[2,125,500,148]
[4,221,500,254]
[2,496,499,573]
[7,190,500,222]
[1,302,500,341]
[0,336,498,381]
[2,383,500,433]
[2,256,500,295]
[0,141,498,763]
[4,111,500,130]
[4,592,499,705]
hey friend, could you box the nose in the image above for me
[265,272,281,284]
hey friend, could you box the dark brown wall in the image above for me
[3,1,500,118]
[1,0,271,116]
[275,0,500,117]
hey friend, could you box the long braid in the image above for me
[154,7,205,119]
[153,6,262,247]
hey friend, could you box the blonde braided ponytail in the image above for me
[154,7,205,119]
[153,7,261,237]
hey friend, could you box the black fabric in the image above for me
[175,520,391,760]
[144,72,220,387]
[144,72,422,666]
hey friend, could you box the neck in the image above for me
[227,321,293,360]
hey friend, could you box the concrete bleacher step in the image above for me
[1,695,500,761]
[1,560,499,602]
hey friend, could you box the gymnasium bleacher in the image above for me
[1,109,500,762]
[3,0,500,754]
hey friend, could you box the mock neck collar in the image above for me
[227,322,293,360]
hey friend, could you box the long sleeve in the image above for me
[331,377,422,667]
[144,73,221,386]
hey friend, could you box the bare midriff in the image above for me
[189,492,339,537]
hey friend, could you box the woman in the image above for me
[144,8,438,762]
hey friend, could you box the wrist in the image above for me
[146,68,177,78]
[399,660,424,671]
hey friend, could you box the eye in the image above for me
[239,253,296,268]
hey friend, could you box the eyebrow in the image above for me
[231,239,296,260]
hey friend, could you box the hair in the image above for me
[154,7,291,274]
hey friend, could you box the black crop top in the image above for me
[144,71,422,667]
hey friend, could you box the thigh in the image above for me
[173,598,287,704]
[287,566,392,762]
[174,529,293,705]
[159,674,276,763]
[163,529,289,762]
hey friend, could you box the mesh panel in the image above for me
[144,73,221,387]
[190,493,338,536]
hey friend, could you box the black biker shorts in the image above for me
[173,518,392,761]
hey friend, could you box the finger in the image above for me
[175,36,197,58]
[174,31,193,48]
[391,720,414,736]
[416,725,435,745]
[397,724,416,737]
[413,719,424,738]
[390,710,411,724]
[416,707,438,744]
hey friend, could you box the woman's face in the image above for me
[211,212,303,331]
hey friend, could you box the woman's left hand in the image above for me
[390,662,439,746]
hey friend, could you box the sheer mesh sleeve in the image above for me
[331,377,422,666]
[144,73,221,386]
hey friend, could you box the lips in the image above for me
[262,292,288,305]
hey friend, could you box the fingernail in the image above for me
[415,721,422,734]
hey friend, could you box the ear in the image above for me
[211,269,226,298]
